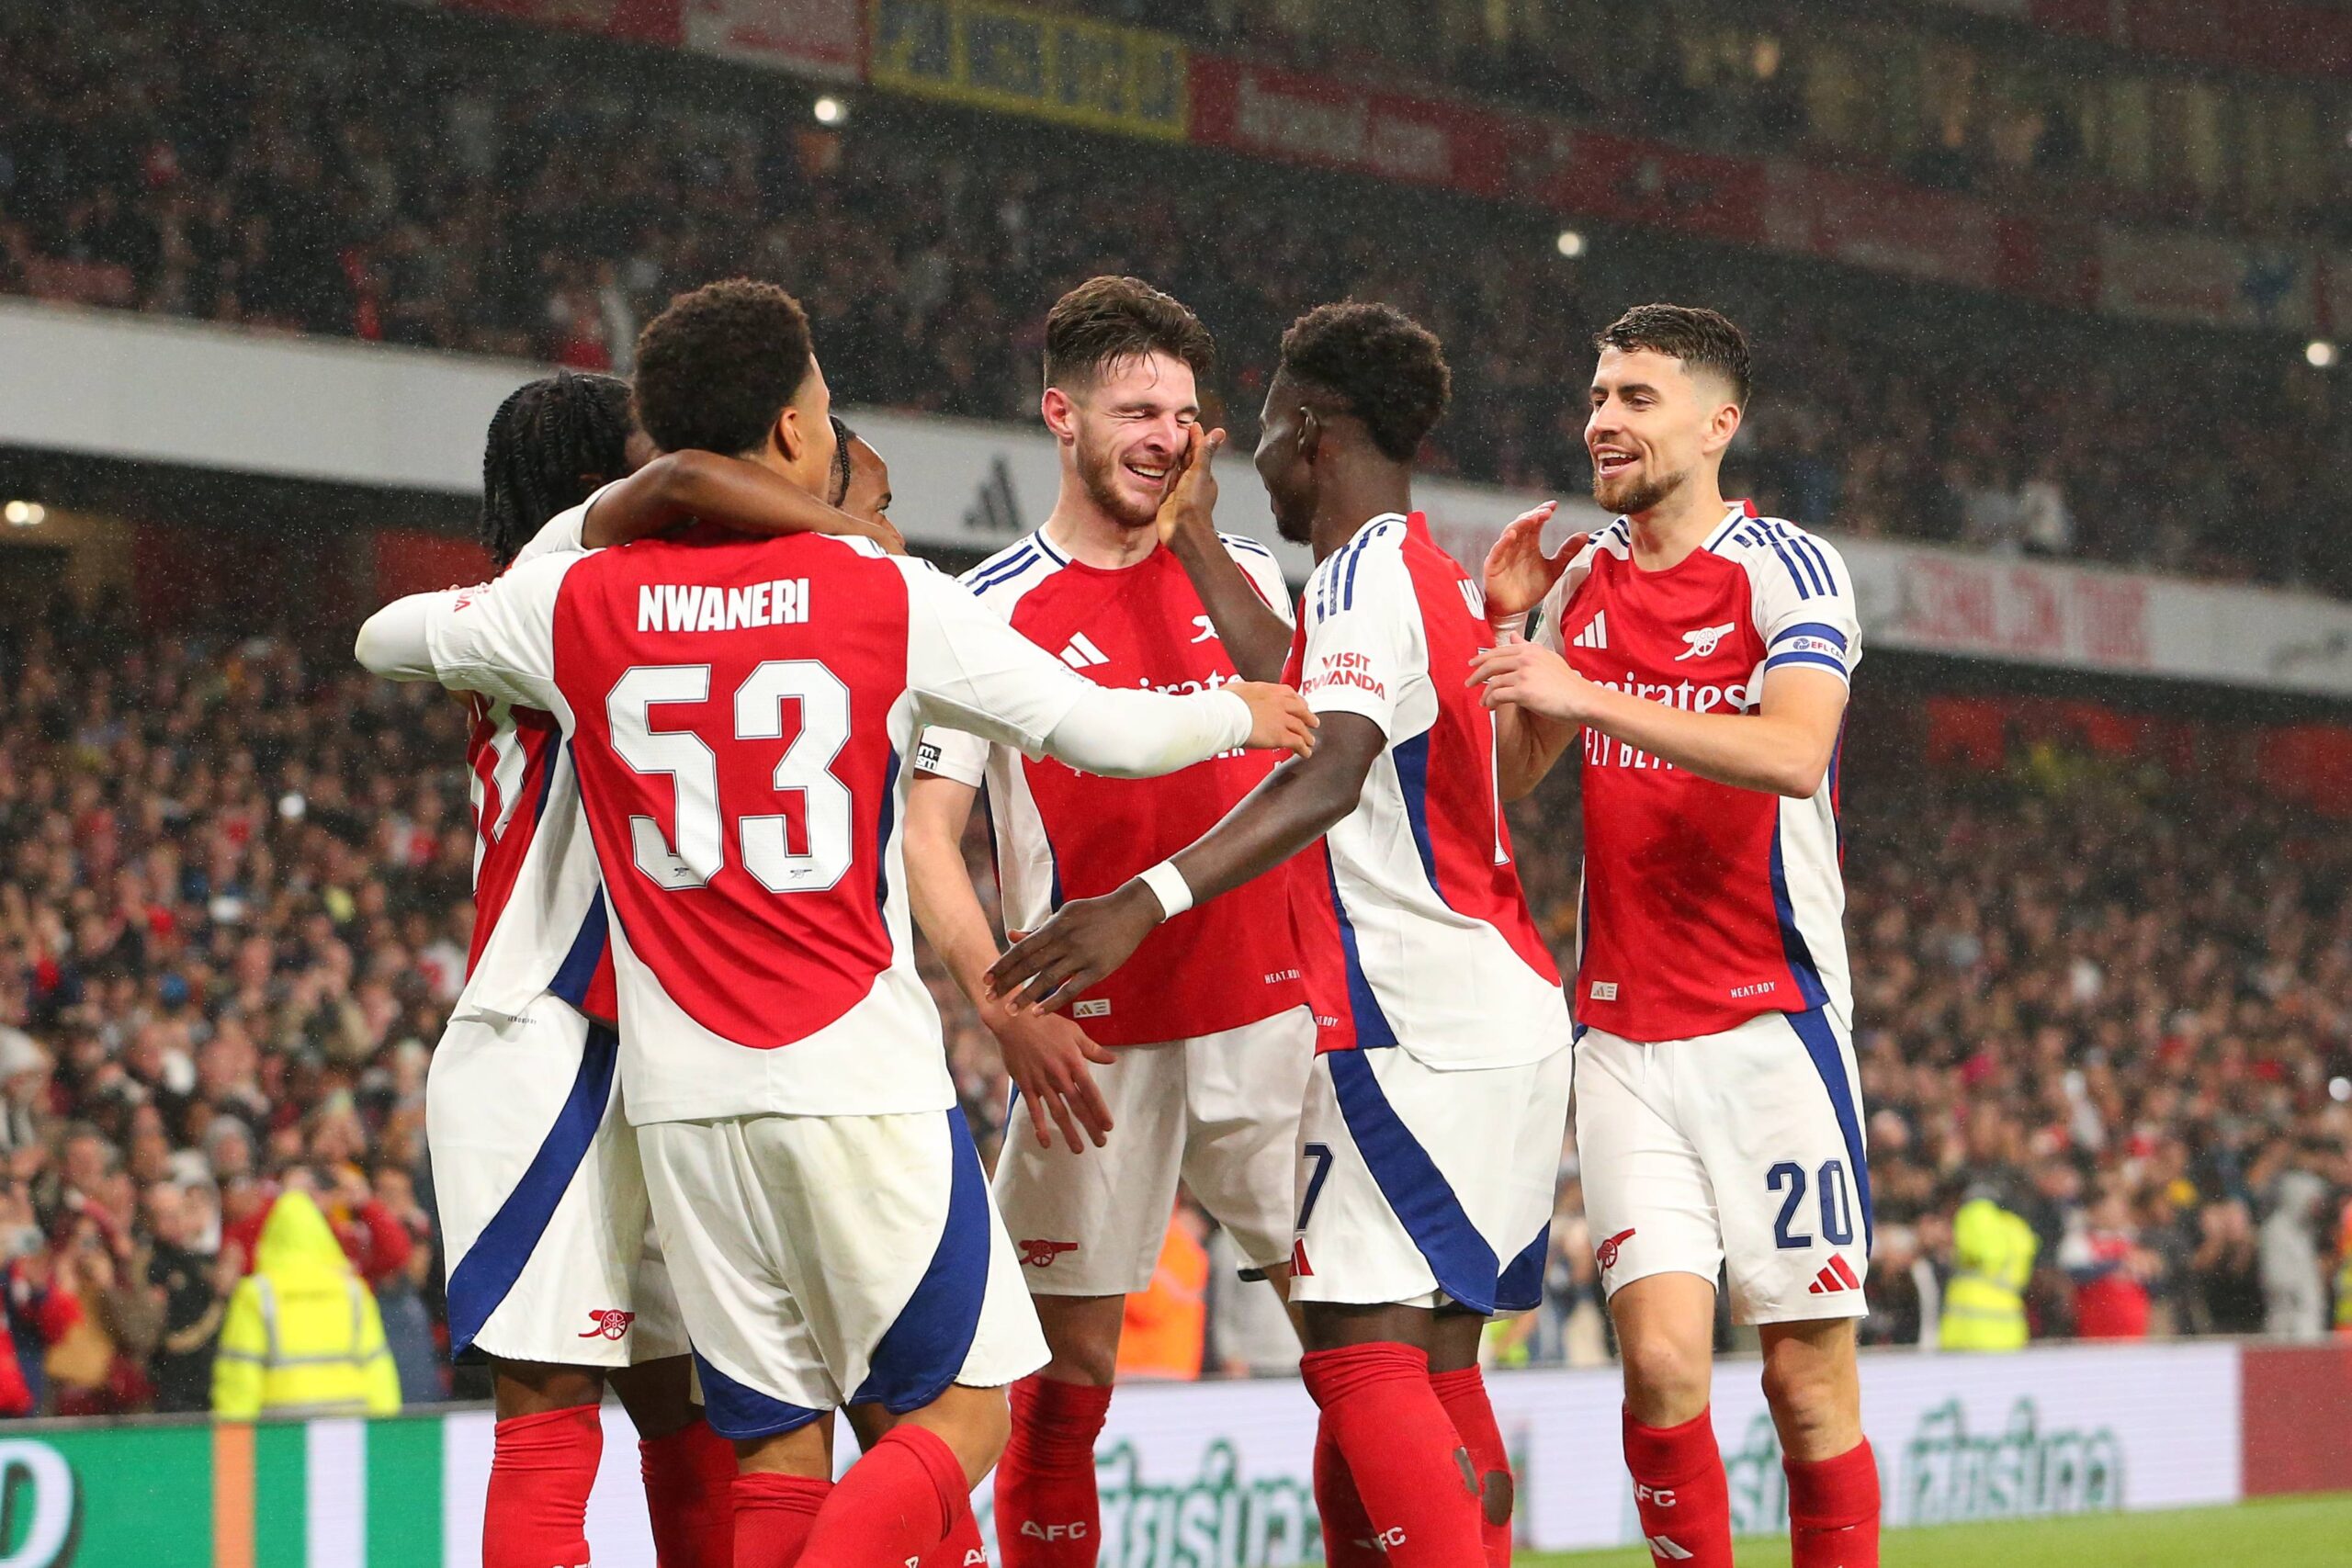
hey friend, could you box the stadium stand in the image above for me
[2,0,2347,594]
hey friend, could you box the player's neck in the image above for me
[1042,492,1158,570]
[1310,471,1412,562]
[1624,482,1727,571]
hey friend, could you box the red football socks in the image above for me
[1623,1406,1734,1568]
[487,1404,602,1568]
[996,1375,1113,1566]
[798,1423,971,1567]
[1431,1363,1514,1566]
[729,1472,830,1568]
[640,1416,738,1568]
[925,1506,989,1568]
[1299,1344,1485,1567]
[1786,1438,1882,1568]
[1310,1416,1386,1567]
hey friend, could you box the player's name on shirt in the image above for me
[636,579,813,633]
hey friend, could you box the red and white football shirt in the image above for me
[1286,513,1569,1066]
[1536,502,1860,1042]
[449,498,615,1026]
[916,528,1306,1046]
[408,529,1108,1123]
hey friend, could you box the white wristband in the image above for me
[1135,860,1194,921]
[1488,611,1528,643]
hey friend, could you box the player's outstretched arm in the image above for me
[1038,680,1316,777]
[987,714,1385,1016]
[902,772,1118,1155]
[354,558,568,713]
[1473,646,1848,798]
[1156,424,1294,682]
[581,450,904,554]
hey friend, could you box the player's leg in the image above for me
[839,1404,989,1568]
[1576,1027,1737,1568]
[761,1107,1045,1567]
[435,1002,667,1568]
[991,1045,1187,1565]
[1687,1009,1878,1568]
[639,1116,846,1568]
[612,1167,738,1568]
[1176,1007,1319,1346]
[1292,1047,1532,1567]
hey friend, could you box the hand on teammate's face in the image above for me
[1481,503,1583,622]
[1154,423,1223,549]
[1469,640,1592,723]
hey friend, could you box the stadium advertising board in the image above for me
[869,0,1188,141]
[432,0,684,45]
[682,0,863,80]
[2096,226,2314,332]
[0,1343,2247,1565]
[1185,57,1522,199]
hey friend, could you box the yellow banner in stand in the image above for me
[870,0,1188,141]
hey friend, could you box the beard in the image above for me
[1075,429,1161,529]
[1593,461,1686,518]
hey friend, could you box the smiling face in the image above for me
[1253,372,1317,546]
[1585,345,1739,518]
[1048,350,1198,530]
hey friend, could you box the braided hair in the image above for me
[478,370,636,567]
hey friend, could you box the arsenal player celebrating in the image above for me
[1473,304,1879,1568]
[903,276,1314,1566]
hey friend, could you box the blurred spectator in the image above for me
[141,1179,227,1412]
[1938,1194,2037,1351]
[1115,1205,1209,1382]
[2059,1187,2156,1340]
[1204,1228,1299,1379]
[2190,1199,2266,1337]
[211,1190,400,1420]
[2262,1165,2331,1341]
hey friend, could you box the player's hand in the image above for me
[986,883,1163,1023]
[1154,424,1223,552]
[1469,639,1596,724]
[981,945,1119,1155]
[1230,682,1317,758]
[1482,502,1585,624]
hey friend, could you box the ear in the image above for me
[772,407,804,465]
[1704,400,1743,458]
[1295,406,1322,464]
[1040,386,1078,444]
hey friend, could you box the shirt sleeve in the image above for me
[511,486,610,566]
[1750,528,1862,684]
[913,723,989,786]
[1532,536,1605,655]
[1295,534,1416,739]
[899,558,1092,757]
[357,554,575,713]
[1221,533,1297,628]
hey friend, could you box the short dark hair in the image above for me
[1277,301,1451,462]
[633,279,814,457]
[479,370,634,568]
[1044,276,1215,392]
[1595,303,1751,405]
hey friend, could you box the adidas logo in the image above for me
[1572,612,1609,650]
[1646,1534,1695,1561]
[963,456,1023,536]
[1059,632,1110,669]
[1807,1255,1863,1296]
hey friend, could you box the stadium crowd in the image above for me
[0,582,2346,1414]
[3,0,2348,594]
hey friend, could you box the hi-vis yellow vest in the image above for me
[212,1191,401,1420]
[1939,1198,2036,1352]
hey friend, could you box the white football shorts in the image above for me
[639,1107,1047,1439]
[431,992,687,1367]
[1288,1042,1573,1316]
[993,1007,1316,1297]
[1575,1007,1871,1325]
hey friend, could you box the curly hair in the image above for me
[1044,276,1216,392]
[1276,301,1450,462]
[478,370,634,568]
[1595,302,1752,405]
[632,279,814,458]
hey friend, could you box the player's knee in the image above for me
[1618,1331,1709,1423]
[1759,1348,1843,1442]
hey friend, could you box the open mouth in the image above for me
[1125,457,1171,486]
[1593,448,1637,479]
